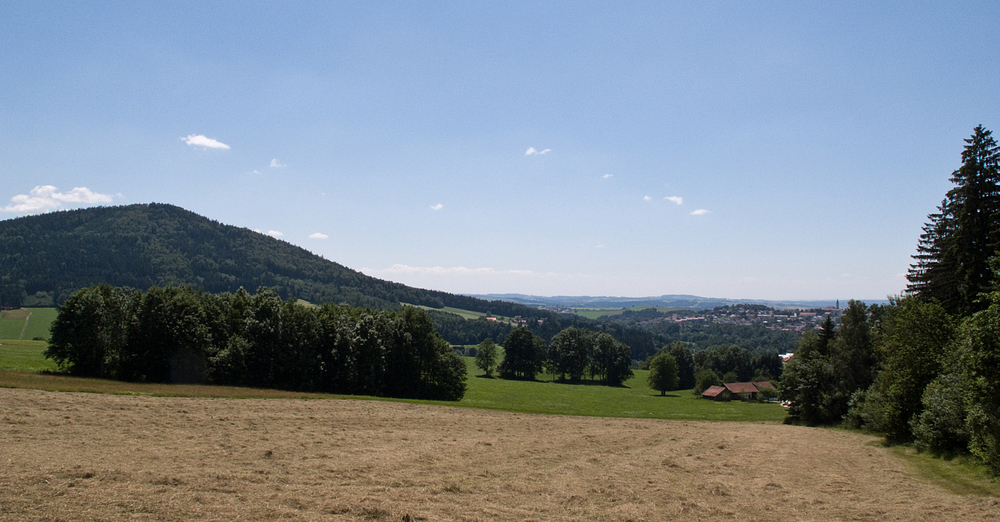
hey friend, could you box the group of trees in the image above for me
[780,301,878,425]
[782,126,1000,475]
[45,284,467,401]
[474,326,635,387]
[644,340,782,396]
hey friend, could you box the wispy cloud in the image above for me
[266,230,284,237]
[430,203,443,211]
[525,147,551,156]
[665,196,683,205]
[181,134,230,149]
[602,174,613,179]
[359,264,597,296]
[309,232,329,239]
[270,158,286,168]
[643,196,652,201]
[690,209,711,216]
[2,185,114,214]
[365,265,538,279]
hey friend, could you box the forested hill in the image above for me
[0,203,542,320]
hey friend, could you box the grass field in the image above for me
[403,303,490,320]
[0,341,786,422]
[461,358,788,422]
[571,308,621,319]
[0,307,58,340]
[0,339,59,373]
[22,307,58,340]
[0,309,29,339]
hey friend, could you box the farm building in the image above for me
[701,381,776,402]
[701,385,731,401]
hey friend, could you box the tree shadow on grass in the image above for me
[651,393,682,398]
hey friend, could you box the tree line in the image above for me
[472,324,784,394]
[45,284,467,401]
[643,341,782,396]
[781,126,1000,476]
[472,326,635,387]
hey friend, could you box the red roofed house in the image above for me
[701,385,731,401]
[702,381,776,402]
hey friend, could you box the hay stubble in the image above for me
[1,388,996,520]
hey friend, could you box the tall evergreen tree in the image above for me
[908,125,1000,316]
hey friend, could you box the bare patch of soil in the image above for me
[1,388,996,521]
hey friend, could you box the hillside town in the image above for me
[658,304,845,332]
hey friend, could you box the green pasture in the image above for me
[0,341,785,423]
[891,446,1000,497]
[571,309,620,319]
[0,339,58,373]
[458,357,787,422]
[23,308,58,340]
[0,307,58,340]
[403,303,488,320]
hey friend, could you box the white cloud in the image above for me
[643,196,652,201]
[430,203,443,211]
[309,232,329,239]
[665,196,683,205]
[266,230,284,237]
[525,147,551,156]
[602,174,613,179]
[2,185,114,214]
[366,265,538,280]
[690,209,711,215]
[181,134,230,149]
[270,158,286,168]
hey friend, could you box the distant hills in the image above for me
[468,294,886,311]
[0,204,545,321]
[0,203,826,358]
[0,203,876,319]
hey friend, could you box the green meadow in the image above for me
[459,357,787,422]
[0,341,787,423]
[0,339,59,373]
[570,309,619,319]
[0,307,58,341]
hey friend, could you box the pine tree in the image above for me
[907,125,1000,316]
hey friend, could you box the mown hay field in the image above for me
[2,387,998,521]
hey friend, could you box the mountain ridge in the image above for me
[466,293,889,310]
[0,204,547,322]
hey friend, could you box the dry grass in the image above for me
[1,387,997,521]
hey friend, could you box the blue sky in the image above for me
[2,2,998,301]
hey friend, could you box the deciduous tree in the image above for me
[499,327,545,380]
[647,352,679,396]
[475,338,499,377]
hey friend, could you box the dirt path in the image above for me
[1,388,996,521]
[18,310,30,341]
